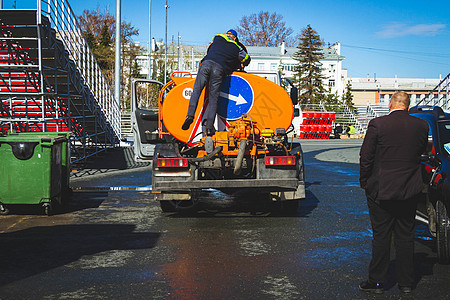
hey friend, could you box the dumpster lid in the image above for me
[0,132,69,143]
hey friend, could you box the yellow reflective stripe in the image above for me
[216,33,239,47]
[241,53,249,62]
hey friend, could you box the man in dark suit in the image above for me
[359,92,428,294]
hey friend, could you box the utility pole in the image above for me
[147,0,152,79]
[164,0,168,84]
[177,32,180,71]
[115,0,121,109]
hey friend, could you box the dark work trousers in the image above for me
[366,196,418,287]
[186,60,226,129]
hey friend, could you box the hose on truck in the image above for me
[174,142,222,163]
[234,138,247,175]
[188,146,222,163]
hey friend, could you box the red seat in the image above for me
[301,126,310,132]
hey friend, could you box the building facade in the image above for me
[135,42,444,107]
[350,76,442,106]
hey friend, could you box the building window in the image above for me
[258,63,264,71]
[329,64,335,73]
[283,64,295,71]
[415,94,422,104]
[270,63,277,71]
[328,80,335,87]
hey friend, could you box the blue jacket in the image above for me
[202,34,250,74]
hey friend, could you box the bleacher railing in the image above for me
[38,0,121,138]
[416,73,450,109]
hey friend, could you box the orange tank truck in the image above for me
[142,71,305,212]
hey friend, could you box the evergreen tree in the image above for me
[314,84,327,105]
[342,82,354,108]
[83,28,96,51]
[293,25,324,104]
[99,21,112,47]
[96,21,114,74]
[130,60,142,78]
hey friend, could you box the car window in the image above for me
[438,122,450,157]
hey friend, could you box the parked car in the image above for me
[409,105,450,264]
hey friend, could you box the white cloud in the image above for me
[377,23,446,38]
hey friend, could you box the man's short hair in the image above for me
[390,92,410,109]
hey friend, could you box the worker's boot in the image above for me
[182,116,194,130]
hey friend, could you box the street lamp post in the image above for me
[177,33,180,71]
[148,0,152,79]
[164,0,168,84]
[115,0,121,109]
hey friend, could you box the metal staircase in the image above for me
[416,73,450,109]
[354,104,389,132]
[0,1,120,163]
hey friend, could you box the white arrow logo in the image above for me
[220,92,247,105]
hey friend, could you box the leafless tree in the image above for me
[78,7,140,108]
[236,11,295,47]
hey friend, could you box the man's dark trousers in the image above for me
[367,196,418,287]
[187,60,226,129]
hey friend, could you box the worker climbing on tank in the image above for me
[181,29,251,136]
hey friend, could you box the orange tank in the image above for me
[160,72,294,144]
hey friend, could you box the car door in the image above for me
[131,78,164,162]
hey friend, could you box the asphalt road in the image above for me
[1,139,449,299]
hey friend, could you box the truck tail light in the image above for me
[265,156,296,166]
[156,158,188,168]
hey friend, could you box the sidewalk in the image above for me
[70,147,152,188]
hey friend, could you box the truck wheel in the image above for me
[283,199,299,211]
[271,199,299,215]
[160,200,199,212]
[160,201,177,212]
[0,204,9,215]
[436,200,450,264]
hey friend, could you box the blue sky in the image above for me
[7,0,450,79]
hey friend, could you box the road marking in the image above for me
[71,186,152,191]
[0,216,31,233]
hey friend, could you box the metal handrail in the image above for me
[340,102,365,134]
[38,0,120,138]
[416,73,450,109]
[366,104,377,119]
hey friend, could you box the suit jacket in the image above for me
[359,109,428,200]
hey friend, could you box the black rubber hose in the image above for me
[234,138,247,175]
[188,146,222,163]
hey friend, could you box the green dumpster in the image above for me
[0,131,71,215]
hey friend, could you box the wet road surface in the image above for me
[1,139,449,299]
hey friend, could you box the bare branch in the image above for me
[236,11,294,47]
